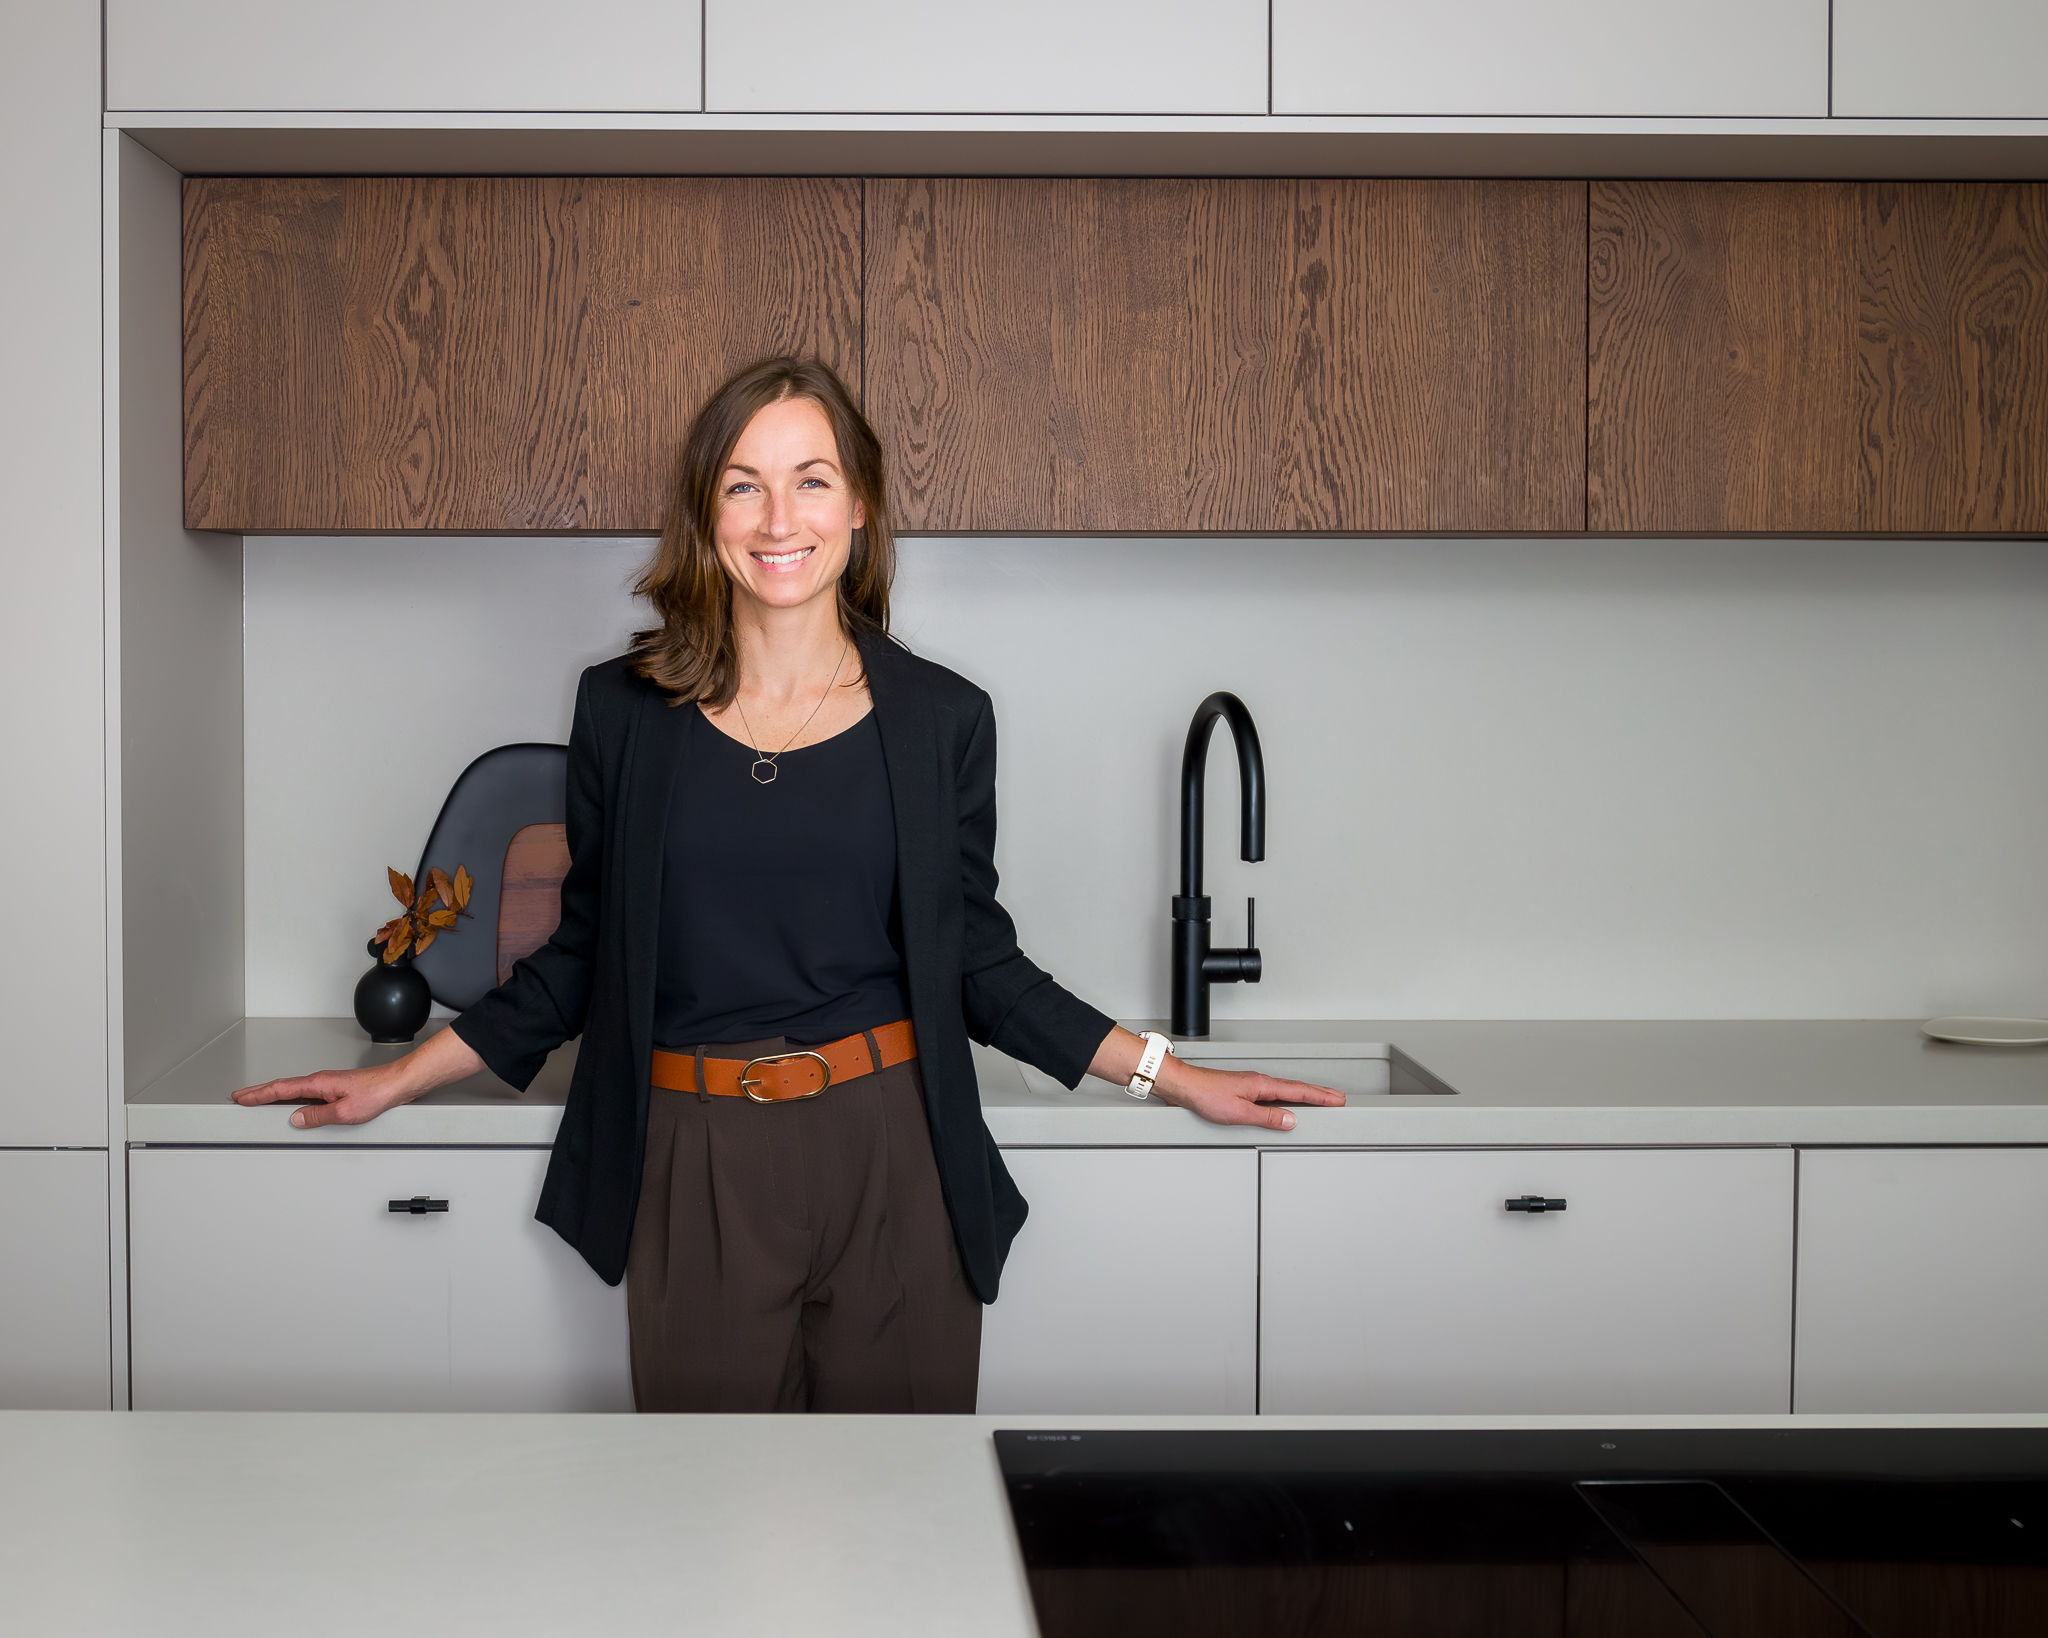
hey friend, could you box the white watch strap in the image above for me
[1126,1031,1175,1100]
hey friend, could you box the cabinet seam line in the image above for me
[1788,1148,1801,1412]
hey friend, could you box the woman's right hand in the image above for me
[231,1025,487,1129]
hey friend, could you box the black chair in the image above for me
[409,743,569,1012]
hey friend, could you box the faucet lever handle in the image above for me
[1246,896,1256,951]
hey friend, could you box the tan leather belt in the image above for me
[649,1018,916,1103]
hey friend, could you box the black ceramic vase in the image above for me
[353,938,432,1043]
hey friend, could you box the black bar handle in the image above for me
[387,1196,449,1215]
[1506,1195,1566,1214]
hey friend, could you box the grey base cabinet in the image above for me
[1259,1148,1796,1414]
[129,1148,630,1411]
[979,1148,1257,1413]
[1795,1147,2048,1413]
[0,1149,109,1409]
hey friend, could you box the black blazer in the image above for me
[451,632,1115,1303]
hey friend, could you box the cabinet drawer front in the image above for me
[1259,1148,1793,1415]
[1797,1148,2048,1413]
[981,1149,1256,1414]
[0,1150,109,1410]
[130,1149,628,1412]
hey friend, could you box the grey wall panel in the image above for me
[0,0,107,1145]
[245,535,2048,1024]
[118,137,245,1097]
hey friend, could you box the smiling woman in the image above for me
[231,356,1343,1414]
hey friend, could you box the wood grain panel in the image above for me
[1278,180,1586,531]
[183,179,351,531]
[184,177,857,533]
[865,178,1057,531]
[865,179,1584,533]
[185,177,591,532]
[585,177,862,533]
[1855,183,2048,532]
[1049,178,1204,531]
[1590,181,2048,534]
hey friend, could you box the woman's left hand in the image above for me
[1148,1057,1345,1131]
[1086,1026,1345,1130]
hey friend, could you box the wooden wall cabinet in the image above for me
[1589,181,2048,535]
[183,177,861,533]
[865,178,1587,534]
[186,176,2047,540]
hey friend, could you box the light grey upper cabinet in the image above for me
[106,0,703,112]
[1274,0,1826,116]
[1834,0,2048,117]
[705,0,1265,114]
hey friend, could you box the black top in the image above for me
[450,633,1118,1302]
[654,707,909,1048]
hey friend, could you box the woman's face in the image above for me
[713,397,865,619]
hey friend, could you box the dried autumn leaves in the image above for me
[373,865,475,964]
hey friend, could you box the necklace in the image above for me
[731,637,848,785]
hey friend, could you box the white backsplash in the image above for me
[245,534,2048,1022]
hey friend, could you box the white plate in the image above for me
[1922,1016,2048,1046]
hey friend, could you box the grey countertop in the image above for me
[6,1409,2045,1638]
[128,1016,2048,1147]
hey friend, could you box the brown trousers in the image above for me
[625,1043,983,1413]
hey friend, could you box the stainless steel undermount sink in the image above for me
[1174,1042,1458,1097]
[1009,1040,1458,1098]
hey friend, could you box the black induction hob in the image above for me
[995,1427,2048,1637]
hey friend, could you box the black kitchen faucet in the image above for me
[1171,692,1264,1037]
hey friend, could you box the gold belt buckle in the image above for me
[739,1050,832,1103]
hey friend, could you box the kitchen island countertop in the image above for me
[7,1408,2047,1638]
[127,1016,2048,1147]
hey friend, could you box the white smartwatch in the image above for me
[1126,1031,1176,1100]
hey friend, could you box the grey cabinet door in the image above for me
[1260,1148,1794,1414]
[130,1148,629,1411]
[979,1148,1257,1413]
[0,1150,109,1409]
[1274,0,1826,116]
[1797,1148,2048,1412]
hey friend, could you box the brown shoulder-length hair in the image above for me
[630,356,893,706]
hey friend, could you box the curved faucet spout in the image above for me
[1173,692,1266,1036]
[1179,692,1266,900]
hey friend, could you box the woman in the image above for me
[234,358,1343,1413]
